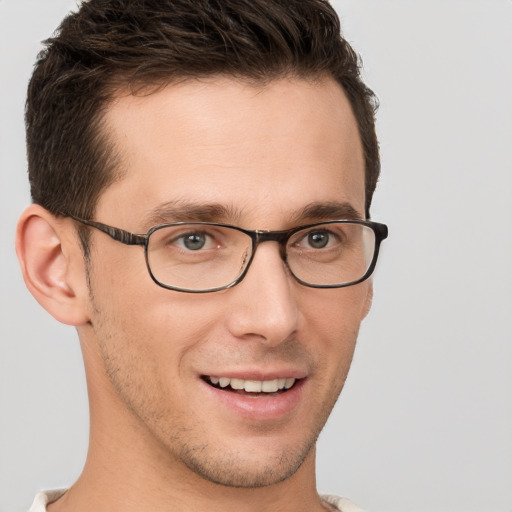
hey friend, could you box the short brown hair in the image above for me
[26,0,380,222]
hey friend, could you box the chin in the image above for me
[178,437,317,488]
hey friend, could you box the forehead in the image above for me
[97,76,365,229]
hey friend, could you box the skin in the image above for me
[17,76,372,512]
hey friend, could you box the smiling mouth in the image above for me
[202,376,297,395]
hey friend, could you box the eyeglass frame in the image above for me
[66,214,388,293]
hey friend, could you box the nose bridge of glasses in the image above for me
[253,230,290,261]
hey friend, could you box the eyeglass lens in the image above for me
[146,222,377,292]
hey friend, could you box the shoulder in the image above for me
[27,490,67,512]
[321,494,368,512]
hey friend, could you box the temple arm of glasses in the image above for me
[66,215,147,246]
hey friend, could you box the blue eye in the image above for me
[168,230,218,252]
[181,232,207,250]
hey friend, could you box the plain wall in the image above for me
[1,1,511,511]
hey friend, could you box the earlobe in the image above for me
[16,204,90,326]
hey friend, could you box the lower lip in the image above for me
[201,379,305,421]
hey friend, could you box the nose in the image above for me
[225,242,300,346]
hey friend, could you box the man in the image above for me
[15,0,387,511]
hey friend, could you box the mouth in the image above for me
[200,373,305,419]
[202,375,298,396]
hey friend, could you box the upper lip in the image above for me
[200,368,308,381]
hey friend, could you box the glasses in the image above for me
[69,215,388,293]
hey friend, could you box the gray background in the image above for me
[1,1,511,511]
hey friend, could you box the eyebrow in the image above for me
[291,201,364,223]
[142,200,242,228]
[141,199,363,230]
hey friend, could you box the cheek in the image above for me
[301,285,369,370]
[90,255,224,367]
[86,277,221,420]
[304,285,369,337]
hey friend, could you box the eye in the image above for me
[175,231,214,251]
[306,230,331,249]
[295,229,338,250]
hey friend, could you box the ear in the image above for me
[16,204,90,326]
[360,281,374,320]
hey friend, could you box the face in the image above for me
[81,76,371,487]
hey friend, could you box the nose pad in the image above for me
[225,243,299,345]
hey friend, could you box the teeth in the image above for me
[244,380,262,392]
[208,376,296,393]
[219,377,230,388]
[284,378,295,389]
[230,378,244,390]
[261,380,278,392]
